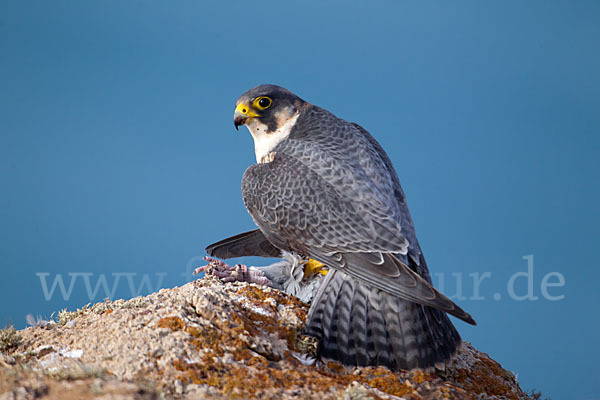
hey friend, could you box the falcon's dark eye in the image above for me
[254,96,272,110]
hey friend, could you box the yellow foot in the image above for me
[303,259,328,279]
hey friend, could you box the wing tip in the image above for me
[452,309,476,326]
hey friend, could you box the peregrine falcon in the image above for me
[206,84,476,370]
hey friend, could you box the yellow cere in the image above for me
[235,103,259,118]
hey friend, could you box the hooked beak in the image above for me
[233,103,259,130]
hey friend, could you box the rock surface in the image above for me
[1,278,533,399]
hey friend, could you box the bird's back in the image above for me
[281,105,429,277]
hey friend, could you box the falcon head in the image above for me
[234,84,306,163]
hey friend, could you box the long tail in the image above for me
[304,270,461,370]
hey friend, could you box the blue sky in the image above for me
[1,2,599,399]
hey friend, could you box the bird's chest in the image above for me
[246,114,298,164]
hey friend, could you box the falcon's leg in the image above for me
[195,254,327,303]
[264,251,305,294]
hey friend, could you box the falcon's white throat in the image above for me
[245,112,299,164]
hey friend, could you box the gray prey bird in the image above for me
[205,84,476,370]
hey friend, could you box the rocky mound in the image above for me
[1,278,533,399]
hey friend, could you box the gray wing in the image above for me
[242,123,475,324]
[349,122,429,279]
[244,108,412,256]
[205,229,281,259]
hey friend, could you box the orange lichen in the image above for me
[367,374,414,397]
[450,353,520,400]
[157,316,185,332]
[176,347,448,400]
[173,330,470,400]
[171,281,476,399]
[412,370,428,384]
[236,285,309,322]
[326,360,346,373]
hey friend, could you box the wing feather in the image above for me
[205,229,281,259]
[241,110,475,325]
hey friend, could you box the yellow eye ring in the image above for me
[253,96,272,110]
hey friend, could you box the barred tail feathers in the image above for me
[304,270,461,370]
